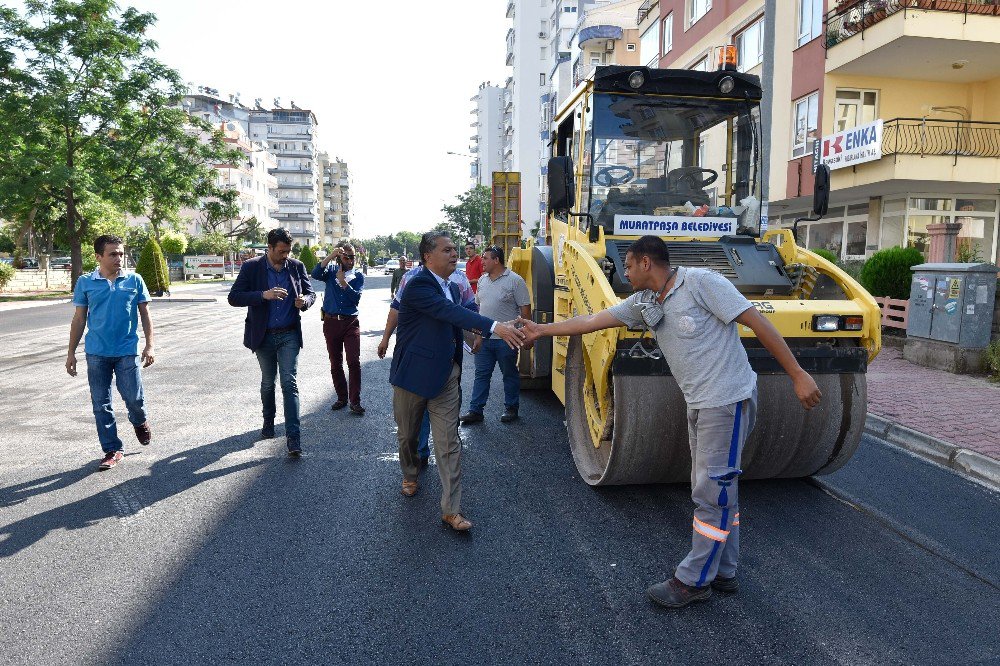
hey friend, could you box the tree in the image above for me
[190,232,231,256]
[299,245,317,272]
[441,185,491,244]
[159,229,187,255]
[135,236,169,295]
[0,1,241,288]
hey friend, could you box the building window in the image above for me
[798,0,823,47]
[540,73,546,85]
[690,57,709,71]
[641,20,660,67]
[688,0,711,26]
[792,92,819,158]
[734,18,763,71]
[626,43,636,51]
[662,14,673,54]
[834,89,879,132]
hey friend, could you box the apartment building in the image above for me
[656,0,1000,266]
[319,153,352,245]
[249,105,322,247]
[504,0,551,231]
[469,83,504,187]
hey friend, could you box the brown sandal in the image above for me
[401,480,418,497]
[442,513,473,531]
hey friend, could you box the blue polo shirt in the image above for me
[266,260,296,329]
[311,263,364,315]
[72,269,152,357]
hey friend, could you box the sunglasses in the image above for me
[341,254,356,259]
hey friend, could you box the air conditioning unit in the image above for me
[539,31,547,38]
[606,40,615,51]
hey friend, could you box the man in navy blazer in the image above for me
[390,231,523,531]
[228,228,316,455]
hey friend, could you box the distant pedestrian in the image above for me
[312,241,366,415]
[390,255,408,298]
[460,245,531,425]
[227,228,316,456]
[389,231,524,531]
[379,260,478,465]
[464,242,483,294]
[65,234,155,471]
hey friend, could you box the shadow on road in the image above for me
[0,431,267,558]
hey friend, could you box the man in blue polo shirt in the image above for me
[312,241,366,414]
[66,234,155,471]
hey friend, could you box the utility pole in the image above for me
[760,0,776,231]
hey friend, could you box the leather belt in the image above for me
[323,311,357,321]
[266,325,297,334]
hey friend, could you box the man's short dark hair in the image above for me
[483,245,505,265]
[267,228,293,247]
[627,235,670,267]
[465,241,475,248]
[94,234,123,256]
[419,231,450,263]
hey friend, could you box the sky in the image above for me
[12,0,511,239]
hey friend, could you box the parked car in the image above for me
[50,256,72,269]
[456,260,467,275]
[384,259,400,275]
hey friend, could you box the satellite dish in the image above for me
[226,122,236,131]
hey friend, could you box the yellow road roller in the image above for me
[507,64,881,486]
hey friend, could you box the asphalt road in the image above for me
[1,274,998,665]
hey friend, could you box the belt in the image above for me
[266,325,297,334]
[323,311,358,321]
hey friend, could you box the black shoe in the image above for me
[500,408,519,423]
[331,400,348,411]
[459,411,484,425]
[647,577,712,609]
[261,420,275,439]
[287,438,302,456]
[711,576,739,593]
[349,403,365,416]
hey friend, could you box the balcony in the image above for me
[637,0,658,24]
[824,1,1000,81]
[506,0,514,19]
[506,28,515,66]
[830,117,1000,192]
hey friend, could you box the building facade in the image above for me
[469,82,504,187]
[319,153,352,245]
[655,0,1000,266]
[249,105,322,247]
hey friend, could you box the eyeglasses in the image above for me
[342,254,355,259]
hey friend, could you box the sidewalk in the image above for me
[0,279,227,311]
[867,343,1000,486]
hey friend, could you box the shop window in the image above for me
[880,215,906,249]
[845,222,867,256]
[955,216,996,262]
[907,215,950,257]
[808,220,844,257]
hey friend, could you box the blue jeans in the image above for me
[468,338,520,415]
[255,331,301,440]
[86,354,148,454]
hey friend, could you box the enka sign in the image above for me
[820,119,883,171]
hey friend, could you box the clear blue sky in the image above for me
[9,0,511,239]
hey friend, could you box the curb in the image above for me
[865,413,1000,492]
[152,297,217,303]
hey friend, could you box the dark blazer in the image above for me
[227,255,316,351]
[390,267,495,399]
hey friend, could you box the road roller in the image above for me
[506,62,881,486]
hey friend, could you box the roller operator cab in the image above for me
[508,64,882,486]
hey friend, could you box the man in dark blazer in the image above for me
[228,228,316,456]
[390,231,523,531]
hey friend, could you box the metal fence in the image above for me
[881,118,1000,162]
[824,0,1000,49]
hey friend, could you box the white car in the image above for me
[384,259,400,275]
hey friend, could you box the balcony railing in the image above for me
[824,0,1000,49]
[881,117,1000,163]
[637,0,657,24]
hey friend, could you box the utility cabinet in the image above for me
[907,263,997,347]
[905,263,998,373]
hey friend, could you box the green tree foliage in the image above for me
[299,245,317,272]
[0,261,15,292]
[0,1,242,287]
[0,226,15,254]
[159,230,187,255]
[859,246,924,299]
[190,232,231,256]
[135,237,169,294]
[440,185,491,244]
[812,248,839,264]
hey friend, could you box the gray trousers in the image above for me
[675,388,757,588]
[393,362,464,515]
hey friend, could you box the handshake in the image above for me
[490,317,544,350]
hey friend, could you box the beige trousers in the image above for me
[393,362,463,515]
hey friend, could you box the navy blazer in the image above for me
[390,267,496,399]
[227,255,316,351]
